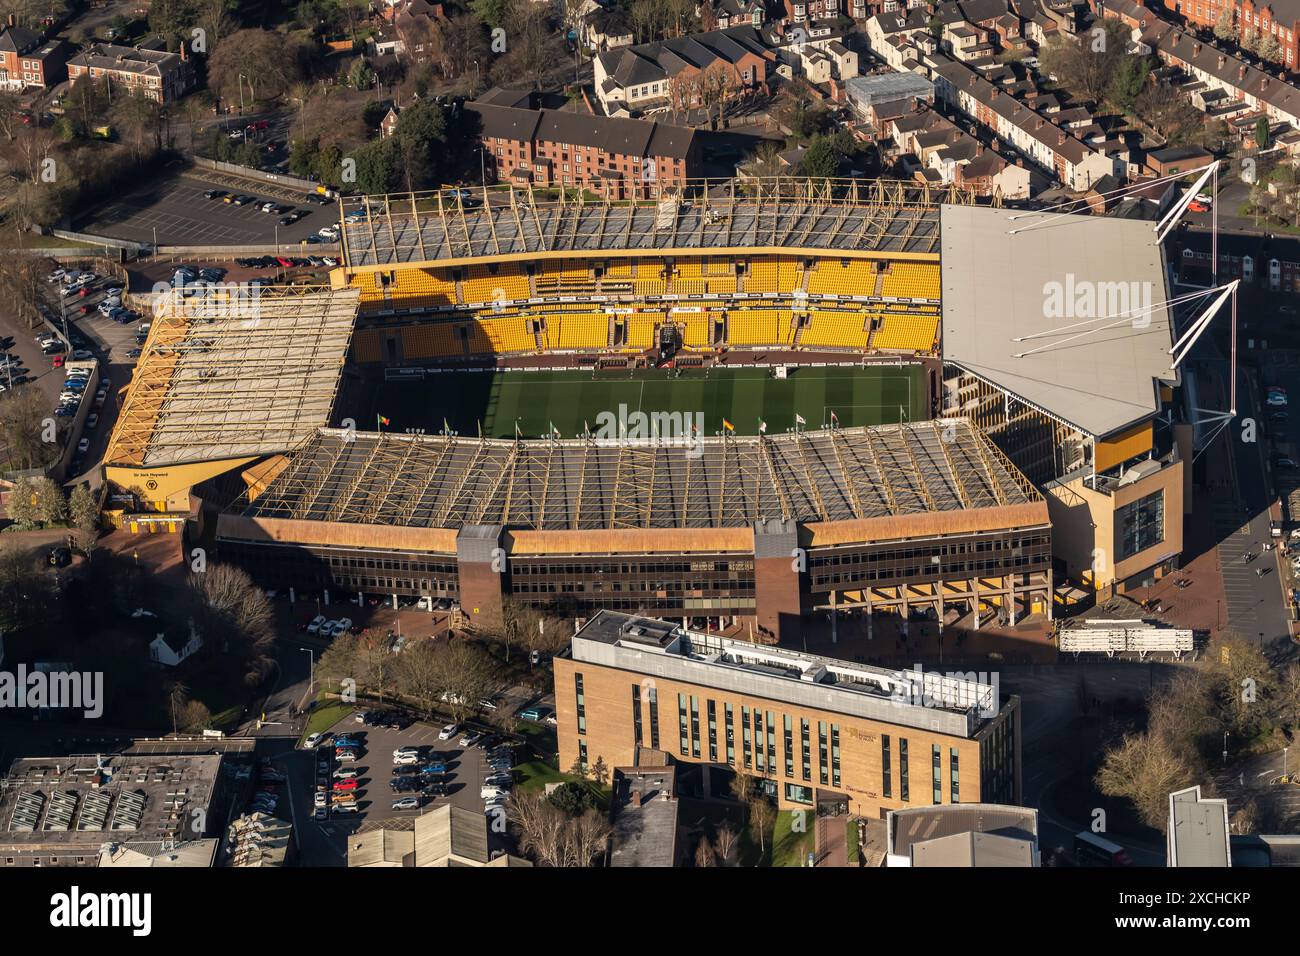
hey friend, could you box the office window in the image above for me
[800,718,812,780]
[754,710,766,772]
[932,745,942,804]
[1116,490,1164,560]
[900,738,910,802]
[707,700,718,761]
[785,783,813,805]
[818,721,829,785]
[765,710,776,770]
[632,683,643,748]
[578,739,588,771]
[690,696,701,758]
[678,693,690,756]
[783,715,794,778]
[725,703,735,765]
[742,706,752,769]
[882,734,892,798]
[950,749,960,803]
[831,724,841,789]
[648,686,659,750]
[575,673,586,735]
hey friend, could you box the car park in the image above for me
[306,614,327,633]
[204,189,228,200]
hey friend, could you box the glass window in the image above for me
[882,734,892,798]
[1116,490,1164,561]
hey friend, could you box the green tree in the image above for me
[1108,53,1149,112]
[1257,116,1271,149]
[470,0,512,28]
[5,480,39,529]
[1214,5,1237,41]
[32,477,66,525]
[69,484,100,556]
[800,134,841,181]
[353,135,402,195]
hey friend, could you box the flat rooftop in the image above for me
[0,753,224,853]
[570,611,1002,737]
[940,204,1176,438]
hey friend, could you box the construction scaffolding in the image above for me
[231,419,1039,532]
[105,285,359,468]
[340,178,961,269]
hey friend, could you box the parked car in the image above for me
[306,614,328,634]
[459,732,482,748]
[438,723,460,741]
[304,732,326,748]
[204,189,228,200]
[391,797,422,811]
[518,708,542,722]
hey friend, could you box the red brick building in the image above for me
[0,24,68,91]
[1162,0,1300,69]
[468,104,701,199]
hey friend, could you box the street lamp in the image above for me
[302,647,315,693]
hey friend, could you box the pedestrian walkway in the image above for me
[814,815,848,867]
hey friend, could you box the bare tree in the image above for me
[186,563,276,686]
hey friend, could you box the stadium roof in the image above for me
[229,419,1038,531]
[939,204,1176,439]
[340,180,953,268]
[105,286,358,469]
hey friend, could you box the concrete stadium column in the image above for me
[456,524,506,633]
[752,518,803,646]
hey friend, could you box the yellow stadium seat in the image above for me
[880,262,940,301]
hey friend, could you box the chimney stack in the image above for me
[1193,42,1201,56]
[1218,54,1226,68]
[1239,64,1247,81]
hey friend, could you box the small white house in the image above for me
[149,623,202,668]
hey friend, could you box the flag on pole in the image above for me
[830,411,839,427]
[722,418,735,432]
[551,423,561,439]
[758,419,767,434]
[795,413,807,426]
[442,417,450,435]
[377,414,390,428]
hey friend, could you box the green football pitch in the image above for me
[374,365,927,439]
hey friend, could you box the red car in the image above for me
[333,778,359,791]
[275,256,293,268]
[52,354,65,368]
[1188,200,1209,213]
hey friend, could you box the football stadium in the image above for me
[102,178,1189,643]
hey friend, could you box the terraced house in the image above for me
[468,103,701,199]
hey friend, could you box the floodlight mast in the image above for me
[1154,161,1219,244]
